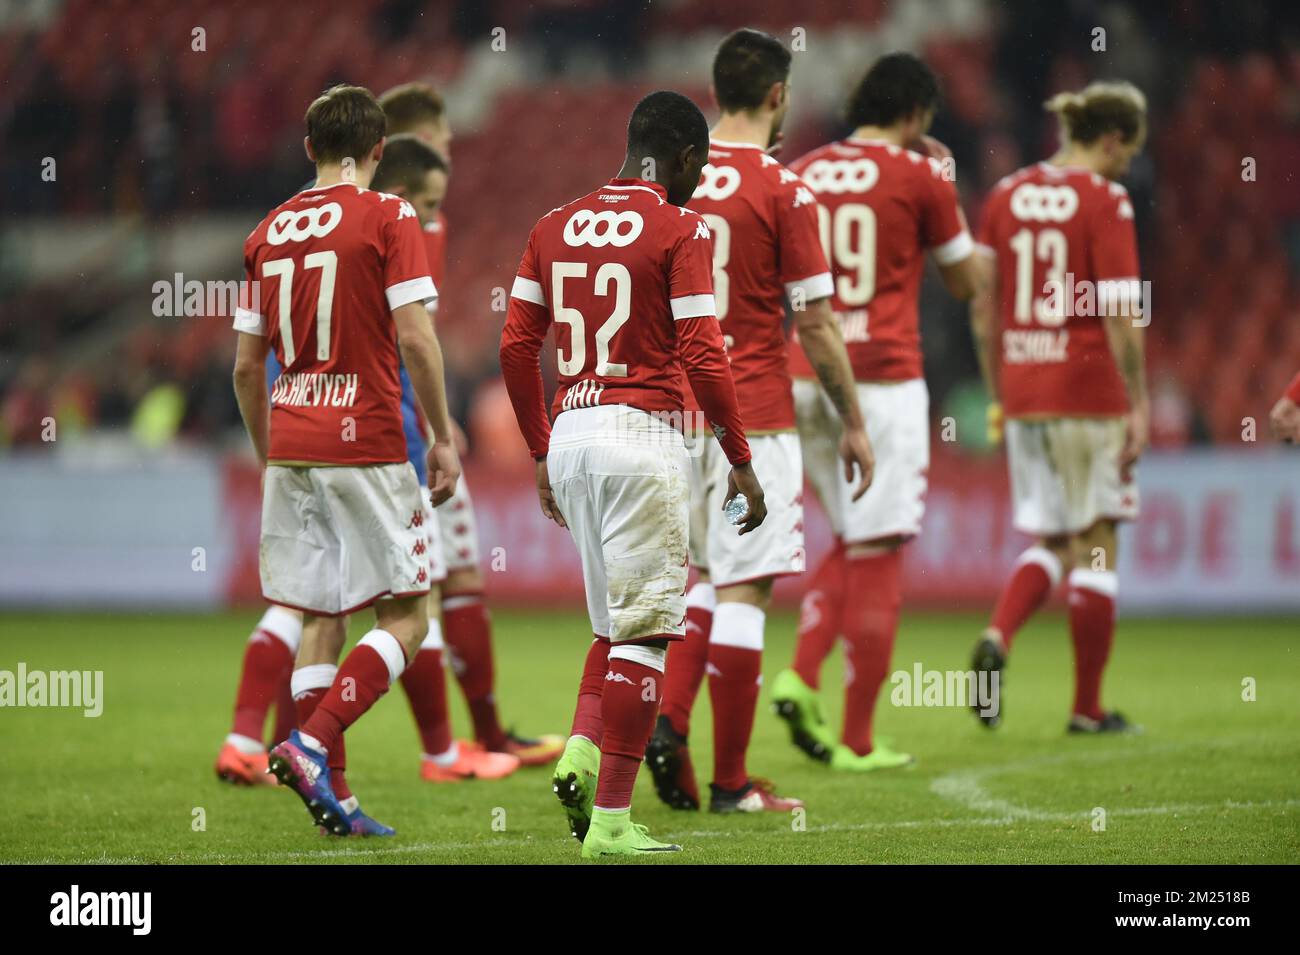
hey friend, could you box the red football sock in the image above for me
[302,631,405,755]
[659,582,714,737]
[991,547,1061,651]
[398,621,452,757]
[444,595,507,749]
[270,671,296,746]
[1068,570,1117,721]
[707,602,765,791]
[570,636,611,745]
[595,654,663,810]
[292,678,350,800]
[792,541,846,689]
[840,549,903,756]
[230,626,295,742]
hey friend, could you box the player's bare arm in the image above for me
[1102,292,1149,477]
[395,300,461,504]
[232,331,272,466]
[937,253,981,301]
[794,296,874,500]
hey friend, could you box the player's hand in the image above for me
[724,461,767,535]
[426,440,461,507]
[535,458,566,528]
[986,401,1004,447]
[1269,395,1300,443]
[1119,402,1149,482]
[839,426,874,501]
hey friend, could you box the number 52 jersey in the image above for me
[234,181,437,465]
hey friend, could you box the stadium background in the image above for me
[1,0,1298,613]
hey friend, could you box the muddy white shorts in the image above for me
[548,405,690,643]
[685,430,805,587]
[794,377,929,543]
[1005,416,1139,536]
[261,462,432,616]
[435,481,480,573]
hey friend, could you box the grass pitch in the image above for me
[1,609,1296,864]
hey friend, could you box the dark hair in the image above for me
[1046,82,1147,146]
[378,82,447,134]
[845,53,940,128]
[712,28,792,113]
[305,84,387,164]
[372,134,448,194]
[626,90,709,162]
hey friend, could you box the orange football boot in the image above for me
[420,742,520,782]
[214,743,277,786]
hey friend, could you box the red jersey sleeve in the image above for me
[233,240,265,335]
[500,229,553,460]
[381,196,438,312]
[669,216,750,466]
[920,160,974,266]
[1090,186,1140,282]
[1285,371,1300,404]
[774,174,833,303]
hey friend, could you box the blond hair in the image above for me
[1045,81,1147,146]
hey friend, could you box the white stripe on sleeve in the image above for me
[511,276,546,306]
[233,307,266,335]
[670,293,716,321]
[386,276,438,311]
[784,271,834,303]
[932,230,974,265]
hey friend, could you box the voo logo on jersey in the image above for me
[267,202,343,245]
[693,164,742,201]
[1010,184,1079,223]
[801,158,879,194]
[563,210,643,247]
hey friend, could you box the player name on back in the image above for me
[270,371,361,407]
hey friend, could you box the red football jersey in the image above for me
[235,182,437,464]
[423,211,447,289]
[786,138,972,381]
[500,177,750,465]
[975,162,1139,417]
[685,139,832,432]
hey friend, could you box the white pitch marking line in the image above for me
[12,798,1297,865]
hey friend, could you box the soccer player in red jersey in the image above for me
[645,29,872,814]
[233,85,462,835]
[967,82,1150,734]
[500,90,764,857]
[1270,373,1300,442]
[379,83,564,767]
[770,54,980,770]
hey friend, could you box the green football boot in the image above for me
[580,809,682,858]
[770,668,835,763]
[829,742,916,772]
[552,735,600,842]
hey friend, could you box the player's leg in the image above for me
[405,490,519,782]
[831,380,927,770]
[971,417,1069,727]
[646,431,713,810]
[266,462,432,834]
[705,433,806,812]
[550,409,687,855]
[658,432,716,739]
[215,604,302,785]
[1063,417,1141,735]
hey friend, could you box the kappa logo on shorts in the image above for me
[406,510,424,529]
[412,539,426,556]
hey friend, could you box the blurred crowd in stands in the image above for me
[3,0,1300,461]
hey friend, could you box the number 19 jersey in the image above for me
[786,138,972,382]
[235,182,437,465]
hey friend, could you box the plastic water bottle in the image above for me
[724,494,749,525]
